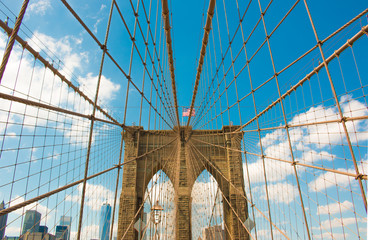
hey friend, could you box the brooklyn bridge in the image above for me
[0,0,367,239]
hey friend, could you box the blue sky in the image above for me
[0,0,367,239]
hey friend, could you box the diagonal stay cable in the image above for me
[123,0,178,125]
[190,136,368,180]
[161,0,180,127]
[187,141,290,239]
[120,138,179,239]
[132,0,178,125]
[0,19,119,125]
[232,24,368,133]
[60,0,174,129]
[0,137,177,217]
[195,11,368,130]
[192,7,368,130]
[186,0,216,127]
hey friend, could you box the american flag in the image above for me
[182,107,195,117]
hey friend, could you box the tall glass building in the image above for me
[59,216,72,240]
[99,203,111,240]
[21,210,41,235]
[55,225,68,240]
[0,201,8,239]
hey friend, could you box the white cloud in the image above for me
[255,182,298,204]
[10,195,52,218]
[78,73,121,106]
[66,183,115,211]
[28,0,51,16]
[254,95,368,192]
[93,19,103,34]
[308,158,367,192]
[0,30,120,148]
[308,168,352,192]
[5,226,22,236]
[257,228,283,238]
[243,158,294,184]
[100,4,107,11]
[7,132,17,138]
[290,96,368,146]
[260,95,368,151]
[28,32,86,75]
[314,217,366,230]
[70,224,99,240]
[317,200,353,215]
[313,232,348,239]
[296,150,336,164]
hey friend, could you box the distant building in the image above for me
[55,226,68,240]
[38,226,48,236]
[44,234,56,240]
[3,237,19,240]
[22,210,41,235]
[23,232,42,240]
[59,216,72,240]
[0,201,8,239]
[23,232,55,240]
[202,225,225,240]
[141,212,147,240]
[99,203,112,240]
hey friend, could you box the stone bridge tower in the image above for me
[117,126,249,239]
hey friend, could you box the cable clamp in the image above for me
[22,41,28,49]
[355,174,364,180]
[291,161,298,166]
[334,50,340,57]
[347,39,353,47]
[114,164,122,170]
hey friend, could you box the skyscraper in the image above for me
[55,226,68,240]
[22,210,41,235]
[38,226,48,237]
[59,216,72,240]
[0,201,8,239]
[99,203,111,240]
[202,225,225,240]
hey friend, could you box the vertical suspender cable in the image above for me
[161,0,181,127]
[187,0,216,128]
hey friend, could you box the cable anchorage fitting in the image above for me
[355,174,365,180]
[114,164,122,170]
